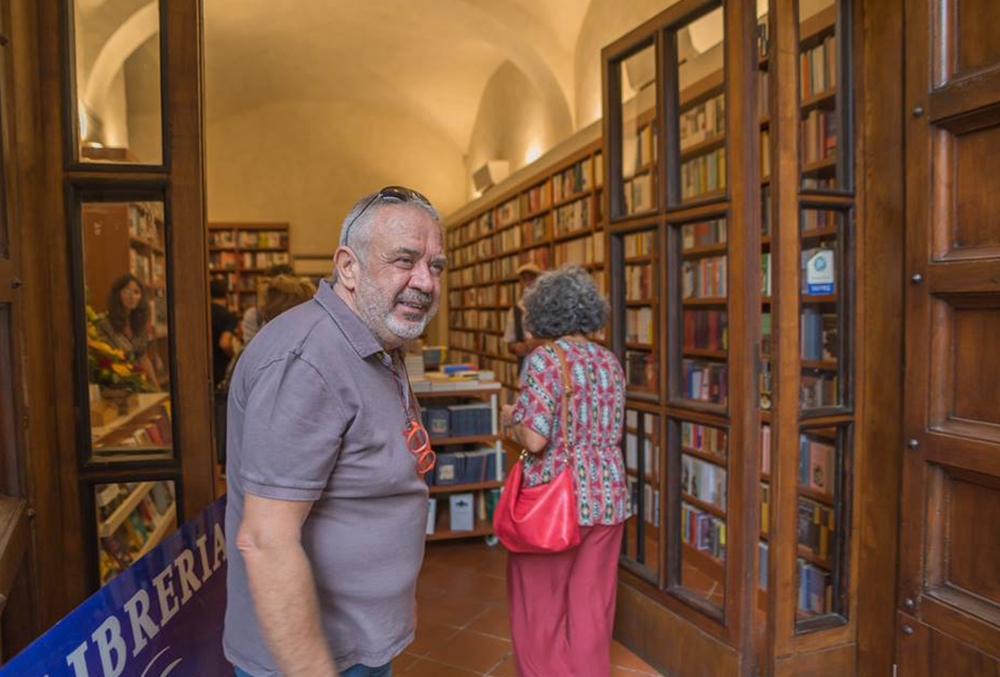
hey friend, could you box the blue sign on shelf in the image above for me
[2,497,229,677]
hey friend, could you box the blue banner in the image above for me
[2,497,230,677]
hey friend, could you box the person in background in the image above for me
[500,265,628,677]
[241,263,295,343]
[225,186,445,677]
[259,275,317,324]
[98,273,160,389]
[210,278,240,386]
[503,262,546,376]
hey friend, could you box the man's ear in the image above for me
[334,246,361,291]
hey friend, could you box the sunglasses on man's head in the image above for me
[342,185,432,247]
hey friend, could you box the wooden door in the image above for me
[0,0,33,660]
[899,0,1000,672]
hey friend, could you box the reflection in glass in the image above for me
[673,6,726,203]
[618,45,657,217]
[96,479,176,585]
[83,201,172,461]
[795,426,847,622]
[73,0,163,164]
[798,0,840,189]
[622,409,661,579]
[800,209,843,410]
[678,419,728,612]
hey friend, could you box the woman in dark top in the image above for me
[97,274,160,389]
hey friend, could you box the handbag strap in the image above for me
[550,342,575,466]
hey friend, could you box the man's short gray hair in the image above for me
[338,190,442,257]
[523,265,609,339]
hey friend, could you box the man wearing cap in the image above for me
[504,262,546,376]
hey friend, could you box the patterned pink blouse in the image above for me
[512,338,630,526]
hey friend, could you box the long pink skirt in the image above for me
[506,522,625,677]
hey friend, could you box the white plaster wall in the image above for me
[573,0,682,129]
[463,61,569,201]
[206,100,467,261]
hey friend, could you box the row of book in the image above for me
[801,35,838,98]
[120,405,173,448]
[623,173,654,215]
[681,219,727,250]
[422,403,493,439]
[681,148,727,200]
[681,501,726,561]
[626,307,654,344]
[497,226,522,254]
[553,157,595,203]
[97,481,175,584]
[498,283,515,306]
[477,237,494,259]
[554,198,591,235]
[129,249,164,288]
[628,477,661,527]
[797,557,833,616]
[127,203,164,245]
[625,231,655,257]
[626,350,658,390]
[681,255,728,299]
[681,421,727,458]
[209,251,240,270]
[242,251,290,269]
[624,124,656,177]
[496,198,520,227]
[682,359,728,404]
[625,430,661,479]
[428,448,504,485]
[554,233,603,268]
[798,496,836,561]
[523,181,552,215]
[226,230,287,249]
[801,308,838,361]
[801,208,838,232]
[522,216,550,246]
[762,252,773,296]
[680,93,726,151]
[520,246,550,271]
[761,129,771,177]
[683,309,728,352]
[801,372,839,409]
[453,309,501,332]
[801,109,838,165]
[681,453,728,511]
[799,434,836,494]
[626,263,653,300]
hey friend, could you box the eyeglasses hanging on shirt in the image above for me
[389,351,436,477]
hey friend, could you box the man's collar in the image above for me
[313,279,386,360]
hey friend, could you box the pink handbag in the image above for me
[494,345,581,554]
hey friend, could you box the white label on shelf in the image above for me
[805,250,835,295]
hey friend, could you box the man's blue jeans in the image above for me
[234,663,391,677]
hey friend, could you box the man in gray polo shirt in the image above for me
[224,187,446,677]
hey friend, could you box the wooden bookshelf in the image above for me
[207,222,291,314]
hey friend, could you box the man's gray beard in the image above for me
[356,277,435,344]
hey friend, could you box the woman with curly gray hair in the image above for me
[499,265,628,677]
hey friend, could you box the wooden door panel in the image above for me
[954,0,1000,76]
[950,124,1000,253]
[897,612,1000,676]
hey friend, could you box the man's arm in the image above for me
[237,494,339,677]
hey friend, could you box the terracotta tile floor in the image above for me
[395,540,664,676]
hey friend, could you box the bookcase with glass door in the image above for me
[603,0,863,675]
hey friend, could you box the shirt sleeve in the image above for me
[239,354,347,501]
[512,346,562,440]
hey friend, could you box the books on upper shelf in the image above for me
[800,372,838,408]
[623,124,656,177]
[520,246,550,271]
[522,181,552,215]
[553,232,603,268]
[626,350,657,390]
[626,264,652,300]
[680,93,726,151]
[681,219,727,249]
[799,433,835,495]
[554,198,591,236]
[801,308,838,361]
[626,308,654,344]
[498,226,522,254]
[522,215,550,247]
[681,421,727,458]
[681,148,727,200]
[681,454,727,511]
[624,173,654,214]
[681,501,726,561]
[496,197,520,227]
[801,247,836,295]
[553,157,593,203]
[682,255,727,299]
[624,231,655,258]
[681,359,728,405]
[801,34,838,99]
[801,109,837,165]
[683,310,728,351]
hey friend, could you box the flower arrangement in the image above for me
[86,305,151,393]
